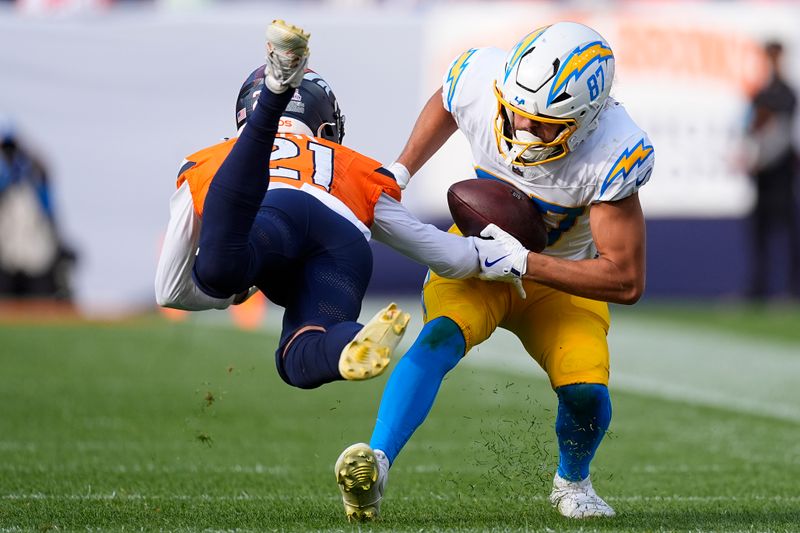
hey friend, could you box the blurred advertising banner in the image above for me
[410,1,800,219]
[16,0,110,14]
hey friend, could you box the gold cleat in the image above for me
[335,443,388,522]
[267,19,310,55]
[264,19,310,93]
[338,303,411,381]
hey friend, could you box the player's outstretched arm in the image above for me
[394,87,458,178]
[476,193,646,305]
[371,192,489,279]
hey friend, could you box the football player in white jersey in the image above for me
[336,22,654,521]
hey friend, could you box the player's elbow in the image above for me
[154,280,174,308]
[155,292,169,307]
[154,279,194,310]
[615,276,645,305]
[155,290,182,309]
[616,287,643,305]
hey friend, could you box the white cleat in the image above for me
[338,303,410,381]
[264,19,310,94]
[335,443,389,522]
[549,473,616,518]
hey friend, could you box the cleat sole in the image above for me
[338,303,410,381]
[335,444,381,522]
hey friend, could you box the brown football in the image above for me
[447,178,548,253]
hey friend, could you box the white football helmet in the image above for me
[494,22,615,167]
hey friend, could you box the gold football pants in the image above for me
[422,268,610,388]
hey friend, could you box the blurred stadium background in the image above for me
[2,0,799,312]
[1,0,799,531]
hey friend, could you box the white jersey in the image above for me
[443,47,655,260]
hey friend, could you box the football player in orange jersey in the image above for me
[155,20,504,390]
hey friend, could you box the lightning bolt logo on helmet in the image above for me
[503,26,549,83]
[494,22,617,168]
[548,41,614,106]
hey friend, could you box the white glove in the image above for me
[475,223,529,299]
[386,161,411,190]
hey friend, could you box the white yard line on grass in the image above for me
[2,492,799,503]
[468,315,800,423]
[0,462,290,475]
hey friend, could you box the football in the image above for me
[447,178,548,252]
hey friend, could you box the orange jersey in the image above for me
[177,133,401,228]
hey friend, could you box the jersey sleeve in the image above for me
[176,139,236,216]
[374,166,402,202]
[593,135,655,203]
[328,141,402,227]
[154,181,237,311]
[441,47,505,134]
[371,193,479,279]
[442,48,481,114]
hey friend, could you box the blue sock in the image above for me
[370,317,465,464]
[555,383,612,481]
[276,321,362,389]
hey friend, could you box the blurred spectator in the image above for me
[0,120,76,300]
[746,40,800,300]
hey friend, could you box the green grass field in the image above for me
[1,303,799,532]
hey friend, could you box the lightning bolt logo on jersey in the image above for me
[600,139,654,196]
[177,134,401,238]
[445,48,477,111]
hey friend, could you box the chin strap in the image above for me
[504,143,527,166]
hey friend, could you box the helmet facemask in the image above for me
[493,82,576,167]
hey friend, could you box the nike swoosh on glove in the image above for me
[475,223,529,299]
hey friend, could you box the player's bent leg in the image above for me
[366,268,505,461]
[335,443,389,522]
[369,316,465,463]
[278,302,411,388]
[270,193,378,388]
[333,318,463,522]
[507,283,613,518]
[339,303,411,381]
[549,383,615,518]
[194,54,299,298]
[555,383,612,481]
[276,321,362,389]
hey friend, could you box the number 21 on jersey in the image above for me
[270,136,334,191]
